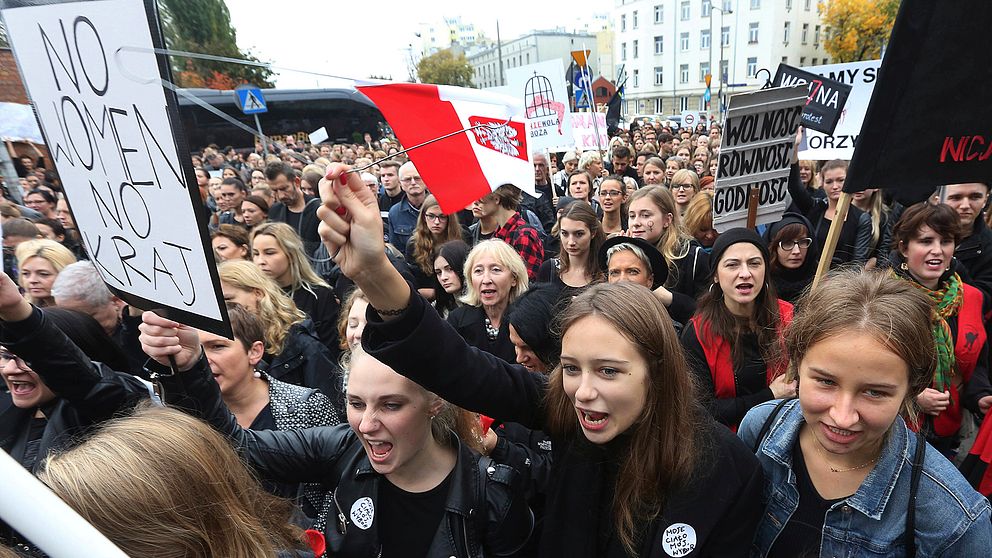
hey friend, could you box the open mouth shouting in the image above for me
[365,439,394,463]
[576,407,610,431]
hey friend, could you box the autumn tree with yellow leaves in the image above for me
[818,0,900,62]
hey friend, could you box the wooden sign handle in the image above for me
[746,185,761,229]
[811,192,852,289]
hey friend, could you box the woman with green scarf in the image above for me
[890,202,992,458]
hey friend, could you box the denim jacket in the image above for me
[738,399,992,557]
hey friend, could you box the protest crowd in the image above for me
[5,112,992,558]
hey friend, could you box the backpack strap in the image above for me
[905,432,926,558]
[752,399,791,453]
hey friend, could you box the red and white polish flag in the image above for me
[356,81,537,214]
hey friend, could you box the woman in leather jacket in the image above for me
[139,318,533,558]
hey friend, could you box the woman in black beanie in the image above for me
[681,227,797,429]
[765,213,819,304]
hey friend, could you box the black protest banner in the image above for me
[845,0,992,205]
[2,0,231,336]
[773,63,852,135]
[713,85,807,231]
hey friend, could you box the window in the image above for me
[680,96,689,111]
[749,22,759,44]
[720,60,729,81]
[654,4,664,24]
[701,29,711,49]
[633,69,640,88]
[823,57,829,65]
[786,0,792,9]
[655,98,664,114]
[621,14,627,32]
[781,56,788,64]
[751,0,760,9]
[814,25,821,46]
[633,10,639,29]
[801,23,809,44]
[654,35,664,54]
[747,57,757,76]
[680,64,689,83]
[723,0,732,11]
[783,22,790,44]
[680,32,690,51]
[621,42,627,61]
[699,97,707,110]
[811,58,818,66]
[722,26,731,46]
[701,0,710,17]
[654,66,664,85]
[805,0,811,10]
[800,56,806,66]
[681,0,690,21]
[700,62,710,82]
[633,39,639,58]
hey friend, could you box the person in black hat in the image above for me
[765,213,819,304]
[681,227,797,429]
[598,236,669,290]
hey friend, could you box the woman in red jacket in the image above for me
[681,228,797,429]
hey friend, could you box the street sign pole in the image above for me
[254,113,268,156]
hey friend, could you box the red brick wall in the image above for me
[0,49,30,104]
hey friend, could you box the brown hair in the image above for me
[211,224,251,259]
[545,282,702,554]
[627,186,692,286]
[226,302,266,351]
[566,170,595,203]
[40,404,303,557]
[682,190,714,238]
[891,202,962,251]
[410,195,462,275]
[551,201,605,278]
[768,222,809,273]
[785,269,937,423]
[336,288,369,351]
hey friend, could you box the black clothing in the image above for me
[286,283,341,358]
[379,472,453,558]
[521,184,556,234]
[249,404,277,431]
[765,213,819,304]
[404,237,438,291]
[536,258,590,299]
[767,445,841,558]
[269,196,323,259]
[666,240,710,324]
[956,216,992,304]
[680,323,774,427]
[332,248,417,303]
[258,319,344,414]
[787,164,871,266]
[155,353,533,558]
[362,292,765,558]
[446,305,516,364]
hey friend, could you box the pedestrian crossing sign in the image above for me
[235,86,267,114]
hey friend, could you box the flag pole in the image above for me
[811,192,851,288]
[581,44,604,157]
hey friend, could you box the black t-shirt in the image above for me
[284,209,303,233]
[378,470,453,557]
[22,416,47,470]
[768,444,847,558]
[248,404,276,431]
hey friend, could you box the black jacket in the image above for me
[956,216,992,304]
[667,240,710,325]
[259,319,344,415]
[786,164,872,265]
[287,284,341,359]
[362,293,765,558]
[446,305,517,364]
[269,196,323,259]
[157,355,533,558]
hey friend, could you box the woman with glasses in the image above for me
[766,213,819,304]
[537,202,605,297]
[597,176,628,236]
[404,195,465,301]
[670,169,701,216]
[681,228,796,429]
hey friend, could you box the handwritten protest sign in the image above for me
[506,60,575,153]
[773,63,852,135]
[797,59,880,160]
[570,112,608,152]
[713,85,806,232]
[2,0,230,335]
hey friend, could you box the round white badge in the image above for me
[350,497,375,530]
[661,523,697,557]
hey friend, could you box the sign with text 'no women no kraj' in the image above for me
[1,0,230,336]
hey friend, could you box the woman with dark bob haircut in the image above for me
[308,164,765,558]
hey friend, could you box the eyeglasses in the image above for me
[401,176,424,185]
[0,350,29,370]
[672,183,693,191]
[424,213,448,222]
[600,190,623,198]
[779,238,813,251]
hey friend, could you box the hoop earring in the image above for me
[708,283,723,298]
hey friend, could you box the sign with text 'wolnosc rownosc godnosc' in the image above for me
[1,0,231,336]
[713,85,807,232]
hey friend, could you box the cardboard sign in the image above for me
[773,63,852,135]
[506,60,575,152]
[845,0,992,205]
[713,85,807,232]
[2,0,230,336]
[570,112,608,151]
[797,59,881,161]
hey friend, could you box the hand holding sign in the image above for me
[0,271,32,323]
[138,311,202,373]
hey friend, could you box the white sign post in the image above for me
[713,85,807,232]
[506,60,575,153]
[798,59,881,161]
[2,0,230,335]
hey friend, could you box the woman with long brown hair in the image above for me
[310,163,764,558]
[405,195,463,300]
[537,202,605,297]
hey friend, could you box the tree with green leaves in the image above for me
[157,0,274,88]
[416,49,474,87]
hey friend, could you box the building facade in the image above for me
[612,0,829,117]
[469,31,600,90]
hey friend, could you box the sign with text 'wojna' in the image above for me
[773,63,852,135]
[1,0,231,336]
[713,85,807,232]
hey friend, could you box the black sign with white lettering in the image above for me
[773,64,852,135]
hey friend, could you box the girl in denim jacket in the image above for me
[739,269,992,557]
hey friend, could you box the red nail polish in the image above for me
[335,205,347,216]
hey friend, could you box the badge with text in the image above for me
[773,63,852,135]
